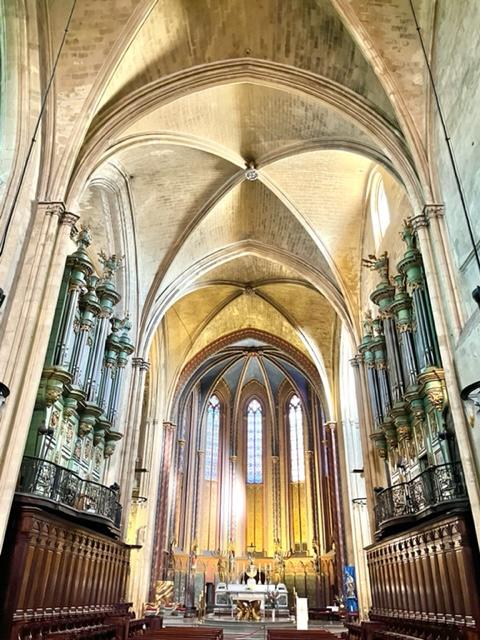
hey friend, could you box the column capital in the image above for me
[38,201,65,218]
[410,212,429,232]
[132,357,150,371]
[423,203,445,220]
[163,421,176,431]
[60,211,80,228]
[324,421,337,432]
[350,354,363,368]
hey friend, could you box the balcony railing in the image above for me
[374,462,468,535]
[17,456,122,529]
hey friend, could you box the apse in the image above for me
[149,333,345,609]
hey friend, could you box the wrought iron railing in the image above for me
[374,462,468,533]
[17,456,122,528]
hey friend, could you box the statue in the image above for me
[228,547,236,581]
[190,539,198,572]
[362,309,374,339]
[273,541,288,584]
[217,555,227,583]
[98,251,124,281]
[362,251,389,282]
[344,566,358,613]
[167,537,176,578]
[311,538,321,576]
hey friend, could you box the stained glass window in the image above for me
[289,394,305,482]
[247,398,263,484]
[205,394,220,481]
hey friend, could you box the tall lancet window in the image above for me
[205,394,220,480]
[289,394,305,482]
[247,398,263,483]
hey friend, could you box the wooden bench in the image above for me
[141,628,223,640]
[267,631,338,640]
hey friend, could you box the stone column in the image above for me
[411,211,480,543]
[154,421,176,580]
[423,204,463,339]
[351,498,372,618]
[117,357,150,530]
[350,355,380,533]
[229,454,238,548]
[325,421,346,595]
[0,202,78,548]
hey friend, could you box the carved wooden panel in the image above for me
[366,514,480,629]
[0,502,130,639]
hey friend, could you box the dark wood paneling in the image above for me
[365,513,480,635]
[0,502,131,640]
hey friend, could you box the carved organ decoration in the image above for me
[359,220,453,488]
[27,226,134,483]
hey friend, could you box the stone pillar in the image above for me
[229,454,238,548]
[423,204,463,339]
[154,421,177,580]
[351,498,372,618]
[325,421,346,595]
[0,202,78,549]
[350,355,380,533]
[117,357,150,530]
[411,210,480,543]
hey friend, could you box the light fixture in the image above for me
[244,161,258,181]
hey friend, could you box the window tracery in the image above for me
[205,394,220,481]
[289,394,305,482]
[247,398,263,484]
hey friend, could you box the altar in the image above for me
[214,582,289,618]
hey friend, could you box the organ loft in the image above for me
[0,2,479,639]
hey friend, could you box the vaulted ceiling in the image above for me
[47,0,430,407]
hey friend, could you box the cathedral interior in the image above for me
[0,1,480,639]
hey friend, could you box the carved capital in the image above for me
[350,354,362,368]
[409,213,429,232]
[60,211,80,227]
[423,203,445,220]
[132,357,150,371]
[163,421,176,432]
[39,201,65,218]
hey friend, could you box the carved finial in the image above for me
[98,251,124,280]
[75,224,92,249]
[121,313,132,333]
[363,309,374,338]
[362,252,389,281]
[401,219,416,249]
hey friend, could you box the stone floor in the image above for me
[162,613,345,639]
